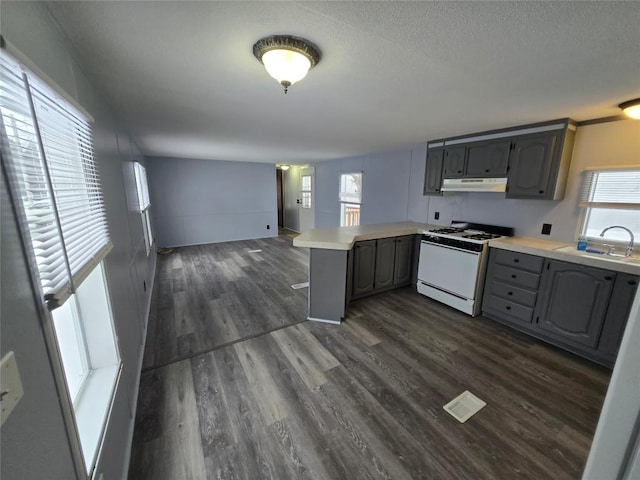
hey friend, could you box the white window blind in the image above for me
[134,162,150,211]
[0,53,112,309]
[579,169,640,209]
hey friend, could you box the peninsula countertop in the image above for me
[292,221,437,250]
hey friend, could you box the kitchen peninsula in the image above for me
[293,222,432,323]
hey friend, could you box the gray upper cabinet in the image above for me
[374,237,396,290]
[442,146,466,178]
[352,240,376,297]
[506,133,559,199]
[465,140,510,177]
[423,148,444,195]
[393,236,414,286]
[424,119,576,200]
[535,260,614,349]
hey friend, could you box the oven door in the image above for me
[418,241,482,299]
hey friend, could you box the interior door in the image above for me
[299,166,315,233]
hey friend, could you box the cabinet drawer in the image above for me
[493,264,541,290]
[484,295,534,324]
[488,280,537,307]
[493,249,544,273]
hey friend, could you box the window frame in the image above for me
[339,172,362,227]
[576,166,640,247]
[0,50,121,475]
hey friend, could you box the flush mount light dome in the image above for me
[253,35,321,94]
[619,98,640,119]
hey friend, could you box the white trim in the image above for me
[583,164,640,172]
[427,141,444,148]
[2,39,94,122]
[120,249,156,479]
[307,316,341,325]
[444,123,566,146]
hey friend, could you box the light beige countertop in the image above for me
[293,221,437,250]
[489,237,640,276]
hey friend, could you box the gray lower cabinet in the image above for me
[393,236,414,286]
[352,236,415,299]
[352,240,376,297]
[482,248,638,366]
[423,148,444,195]
[374,237,396,290]
[534,260,614,349]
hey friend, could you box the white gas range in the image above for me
[417,221,514,316]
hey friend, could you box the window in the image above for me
[340,172,362,226]
[0,52,120,472]
[579,167,640,245]
[134,162,153,254]
[301,173,312,208]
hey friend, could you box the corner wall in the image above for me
[1,2,155,479]
[146,156,278,246]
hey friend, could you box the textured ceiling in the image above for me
[44,1,640,163]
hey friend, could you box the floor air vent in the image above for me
[443,390,486,423]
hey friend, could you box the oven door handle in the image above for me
[420,240,482,255]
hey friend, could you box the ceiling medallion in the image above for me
[253,35,321,94]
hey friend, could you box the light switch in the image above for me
[1,351,24,426]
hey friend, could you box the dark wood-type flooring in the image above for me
[142,235,309,370]
[129,234,611,480]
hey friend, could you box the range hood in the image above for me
[441,177,508,193]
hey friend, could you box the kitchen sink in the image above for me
[552,245,640,264]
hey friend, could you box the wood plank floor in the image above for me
[129,235,611,480]
[142,235,309,370]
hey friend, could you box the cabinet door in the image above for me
[465,140,510,177]
[506,133,559,198]
[598,274,639,358]
[352,240,376,297]
[442,146,466,178]
[535,260,614,349]
[374,237,396,291]
[423,148,444,195]
[393,235,414,286]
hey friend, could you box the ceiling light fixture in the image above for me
[253,35,321,94]
[279,164,290,171]
[619,98,640,119]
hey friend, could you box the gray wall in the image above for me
[313,119,639,245]
[1,2,155,479]
[147,156,278,246]
[313,149,413,228]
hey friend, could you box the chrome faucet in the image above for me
[599,225,634,257]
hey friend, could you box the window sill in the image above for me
[74,363,121,474]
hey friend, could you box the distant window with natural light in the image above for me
[340,172,362,226]
[0,52,120,473]
[134,162,154,254]
[579,167,640,246]
[301,173,312,208]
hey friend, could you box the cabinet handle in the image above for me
[507,291,513,296]
[457,170,462,174]
[485,169,490,173]
[511,274,517,279]
[604,276,612,281]
[538,190,544,194]
[513,258,519,263]
[506,306,511,310]
[629,280,637,286]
